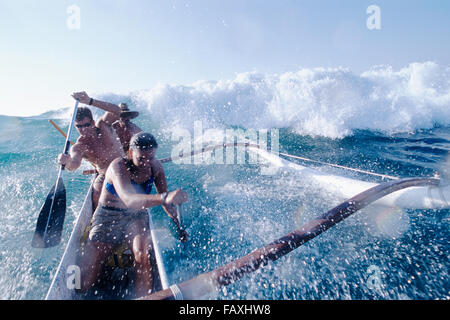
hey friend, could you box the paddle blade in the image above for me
[32,178,66,248]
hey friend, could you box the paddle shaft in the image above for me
[43,101,79,240]
[176,205,183,227]
[49,118,99,176]
[49,120,75,145]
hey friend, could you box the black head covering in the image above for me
[129,132,158,150]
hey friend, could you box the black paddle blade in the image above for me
[32,178,66,248]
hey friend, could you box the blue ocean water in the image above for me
[0,63,449,299]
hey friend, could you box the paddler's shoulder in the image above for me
[109,157,125,169]
[73,136,88,152]
[150,158,164,176]
[95,119,115,135]
[105,157,126,178]
[96,112,120,130]
[75,134,85,143]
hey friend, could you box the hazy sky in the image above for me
[1,0,449,116]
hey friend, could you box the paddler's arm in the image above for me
[57,143,83,171]
[110,159,188,211]
[71,91,120,125]
[152,160,189,242]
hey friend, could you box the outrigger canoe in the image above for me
[45,179,166,299]
[45,144,450,300]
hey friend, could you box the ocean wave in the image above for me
[28,62,450,139]
[135,62,450,138]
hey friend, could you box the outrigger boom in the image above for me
[141,177,441,300]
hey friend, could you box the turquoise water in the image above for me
[1,63,450,299]
[0,114,448,300]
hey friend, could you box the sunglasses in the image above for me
[75,122,92,129]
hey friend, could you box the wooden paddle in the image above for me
[175,205,188,242]
[49,120,75,146]
[32,101,79,248]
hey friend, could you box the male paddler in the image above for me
[57,91,124,209]
[79,132,188,298]
[112,103,143,152]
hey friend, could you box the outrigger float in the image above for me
[45,143,450,300]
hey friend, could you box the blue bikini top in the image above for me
[105,157,155,197]
[105,176,154,197]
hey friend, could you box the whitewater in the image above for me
[0,62,448,299]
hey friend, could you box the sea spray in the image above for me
[0,62,448,299]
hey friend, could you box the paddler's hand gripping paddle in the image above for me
[32,100,79,248]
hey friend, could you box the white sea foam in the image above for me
[133,62,450,138]
[32,62,450,139]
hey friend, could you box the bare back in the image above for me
[112,121,142,152]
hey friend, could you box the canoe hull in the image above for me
[46,181,163,300]
[46,182,94,299]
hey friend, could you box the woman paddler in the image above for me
[79,132,188,298]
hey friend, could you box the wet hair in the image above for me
[129,132,158,151]
[76,107,93,122]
